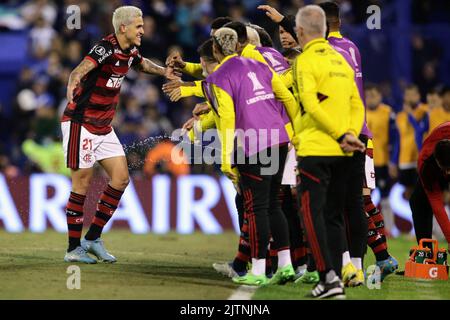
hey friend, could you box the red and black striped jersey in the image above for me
[62,33,143,135]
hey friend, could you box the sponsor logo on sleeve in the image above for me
[94,46,106,56]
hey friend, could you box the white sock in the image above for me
[251,258,266,276]
[342,251,351,267]
[296,264,307,275]
[277,249,292,268]
[351,257,362,270]
[296,264,307,272]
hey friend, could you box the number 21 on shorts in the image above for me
[82,138,93,151]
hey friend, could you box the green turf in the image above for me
[0,231,238,299]
[0,231,448,299]
[253,236,450,300]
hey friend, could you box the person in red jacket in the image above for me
[410,121,450,252]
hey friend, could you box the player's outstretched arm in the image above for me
[257,5,284,23]
[137,57,180,80]
[66,59,96,103]
[166,50,204,79]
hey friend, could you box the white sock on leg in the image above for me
[342,251,351,267]
[351,257,362,270]
[277,249,292,268]
[251,258,266,276]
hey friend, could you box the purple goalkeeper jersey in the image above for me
[328,33,372,138]
[203,56,289,156]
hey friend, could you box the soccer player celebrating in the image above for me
[62,6,177,263]
[204,27,299,286]
[410,122,450,251]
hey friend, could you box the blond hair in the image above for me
[246,26,261,46]
[213,27,238,56]
[112,6,143,33]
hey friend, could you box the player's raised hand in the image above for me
[257,5,284,23]
[163,81,181,102]
[192,102,211,119]
[182,117,195,133]
[164,65,181,81]
[162,80,182,94]
[166,50,186,70]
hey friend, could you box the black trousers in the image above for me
[344,141,368,259]
[410,180,433,243]
[237,144,289,259]
[297,156,351,278]
[280,185,307,268]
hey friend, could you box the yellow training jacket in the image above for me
[292,38,365,157]
[429,106,450,133]
[180,43,293,99]
[396,103,429,168]
[366,103,394,167]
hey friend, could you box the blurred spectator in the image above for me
[142,106,174,138]
[365,83,398,235]
[428,86,450,132]
[396,84,429,199]
[0,0,449,180]
[411,34,443,98]
[21,138,70,176]
[29,15,56,54]
[426,87,443,110]
[63,40,84,69]
[0,155,20,179]
[20,0,57,26]
[139,16,167,61]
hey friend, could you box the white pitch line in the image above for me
[227,285,258,300]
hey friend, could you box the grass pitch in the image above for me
[0,231,448,300]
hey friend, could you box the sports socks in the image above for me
[66,192,86,252]
[364,195,390,261]
[85,184,124,241]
